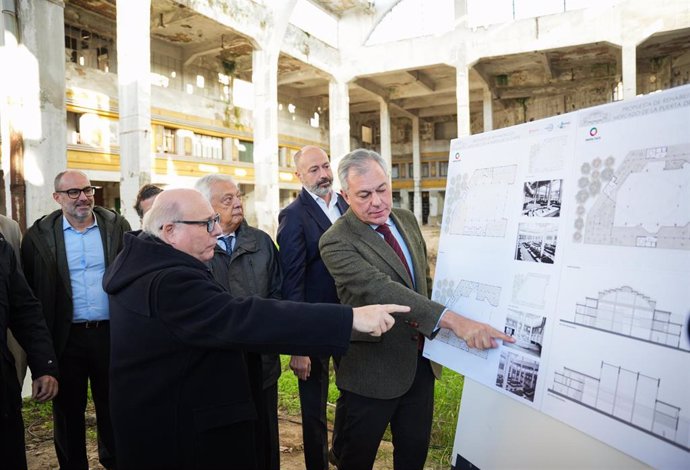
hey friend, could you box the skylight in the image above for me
[289,0,338,48]
[366,0,454,46]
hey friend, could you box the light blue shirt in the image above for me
[372,217,416,284]
[217,232,236,252]
[63,216,109,322]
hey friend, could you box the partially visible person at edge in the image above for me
[104,188,408,470]
[319,149,515,470]
[277,145,349,470]
[0,230,59,469]
[21,170,130,469]
[133,183,163,221]
[196,174,283,470]
[0,213,29,386]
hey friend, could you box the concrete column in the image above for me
[252,48,280,237]
[483,86,493,132]
[622,42,637,100]
[1,0,66,228]
[251,0,296,237]
[411,116,422,225]
[329,77,350,189]
[379,99,392,170]
[400,189,409,210]
[456,64,471,138]
[222,137,233,161]
[429,190,440,225]
[117,0,151,228]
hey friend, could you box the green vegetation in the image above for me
[278,355,463,469]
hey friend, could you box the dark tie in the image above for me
[376,224,412,282]
[376,223,424,351]
[222,235,235,255]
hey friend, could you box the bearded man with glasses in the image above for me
[22,170,130,470]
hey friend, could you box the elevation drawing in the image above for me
[562,286,688,351]
[549,361,690,452]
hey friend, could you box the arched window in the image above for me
[366,0,454,46]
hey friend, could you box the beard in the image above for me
[307,177,332,197]
[70,200,95,221]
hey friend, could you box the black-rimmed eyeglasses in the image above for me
[162,214,220,233]
[55,186,98,199]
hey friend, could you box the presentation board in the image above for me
[424,84,690,469]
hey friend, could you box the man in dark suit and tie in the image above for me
[320,149,514,470]
[277,145,349,470]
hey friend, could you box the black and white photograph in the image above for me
[514,223,558,264]
[522,179,562,217]
[503,309,546,358]
[495,350,539,403]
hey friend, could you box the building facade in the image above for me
[1,0,689,233]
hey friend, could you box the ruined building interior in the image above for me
[1,0,689,234]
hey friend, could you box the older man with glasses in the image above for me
[104,188,407,470]
[22,170,130,470]
[196,174,283,470]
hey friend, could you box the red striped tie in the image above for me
[376,223,423,351]
[376,224,412,282]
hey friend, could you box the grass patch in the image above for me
[277,355,463,468]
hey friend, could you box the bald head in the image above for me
[294,145,334,198]
[294,145,327,169]
[143,188,221,262]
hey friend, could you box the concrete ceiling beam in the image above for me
[405,70,436,92]
[496,78,616,100]
[472,63,498,99]
[353,78,391,100]
[539,52,554,79]
[277,68,329,85]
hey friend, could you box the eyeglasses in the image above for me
[163,214,220,233]
[56,186,98,199]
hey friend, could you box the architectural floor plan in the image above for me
[576,144,690,249]
[443,165,517,237]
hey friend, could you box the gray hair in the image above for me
[54,170,89,191]
[142,197,183,239]
[338,148,388,191]
[194,174,237,202]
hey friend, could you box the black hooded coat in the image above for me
[103,232,352,470]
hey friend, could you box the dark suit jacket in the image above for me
[277,188,348,303]
[208,220,282,388]
[21,207,130,356]
[0,236,58,417]
[104,232,353,469]
[319,208,444,400]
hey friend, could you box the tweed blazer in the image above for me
[319,207,444,399]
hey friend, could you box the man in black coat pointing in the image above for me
[104,188,407,470]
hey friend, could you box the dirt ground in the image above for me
[24,412,394,470]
